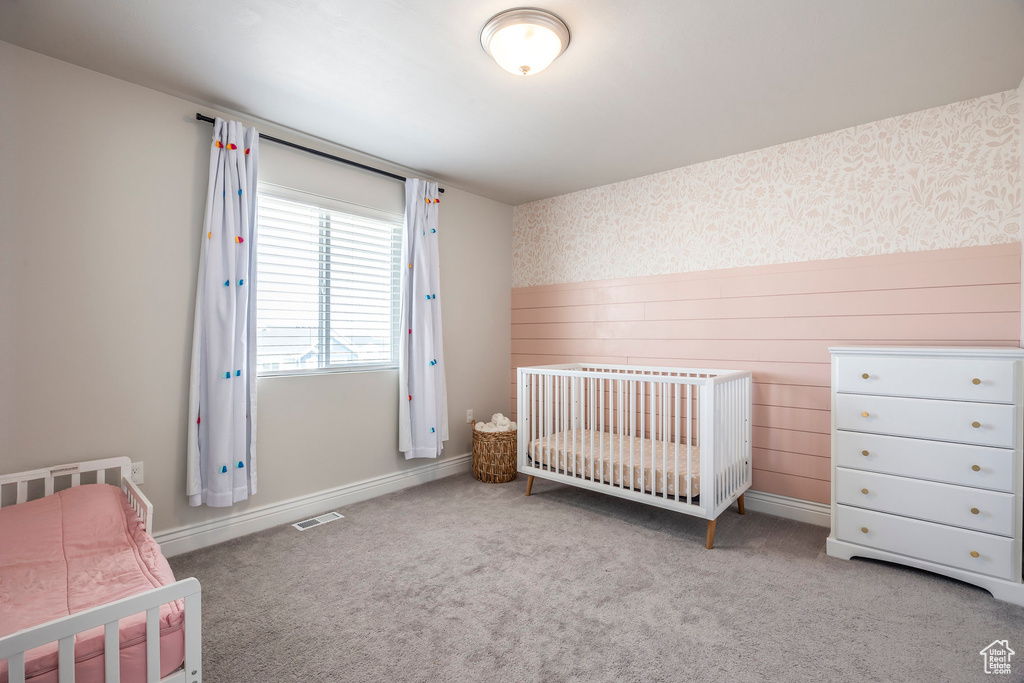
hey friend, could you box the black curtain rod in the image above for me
[195,113,443,193]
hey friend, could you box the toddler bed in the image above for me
[0,458,202,683]
[518,364,752,548]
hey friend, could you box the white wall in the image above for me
[0,41,513,532]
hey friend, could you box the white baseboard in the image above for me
[743,490,831,527]
[156,453,472,557]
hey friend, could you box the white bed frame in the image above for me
[517,364,752,548]
[0,458,202,683]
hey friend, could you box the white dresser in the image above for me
[827,347,1024,605]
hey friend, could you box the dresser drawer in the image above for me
[835,431,1016,492]
[835,505,1016,581]
[835,355,1017,403]
[836,468,1015,536]
[835,393,1017,448]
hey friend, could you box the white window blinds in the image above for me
[255,188,402,375]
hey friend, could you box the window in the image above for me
[255,186,402,375]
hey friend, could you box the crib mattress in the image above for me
[0,484,185,683]
[529,429,702,497]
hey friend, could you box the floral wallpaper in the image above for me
[513,91,1021,288]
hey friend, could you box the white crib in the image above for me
[517,363,752,548]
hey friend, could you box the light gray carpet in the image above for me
[170,474,1024,682]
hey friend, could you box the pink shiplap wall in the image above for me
[511,243,1022,504]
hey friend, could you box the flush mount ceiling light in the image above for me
[480,8,570,76]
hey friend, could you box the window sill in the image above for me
[257,364,399,379]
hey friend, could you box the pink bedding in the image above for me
[0,484,185,683]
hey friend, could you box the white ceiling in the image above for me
[2,1,1023,205]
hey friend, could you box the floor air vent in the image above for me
[292,511,344,531]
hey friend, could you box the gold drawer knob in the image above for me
[861,450,870,456]
[861,411,870,418]
[972,378,981,385]
[971,421,981,429]
[972,465,981,472]
[970,551,980,558]
[971,507,980,515]
[861,488,869,495]
[860,527,869,534]
[861,373,869,379]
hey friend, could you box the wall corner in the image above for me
[1019,77,1023,347]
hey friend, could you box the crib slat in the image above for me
[652,380,658,496]
[673,382,680,503]
[649,381,655,495]
[531,372,537,468]
[728,382,734,499]
[544,374,549,469]
[529,373,534,467]
[719,384,725,506]
[570,376,576,477]
[566,375,572,477]
[726,381,732,499]
[58,636,74,683]
[662,382,668,500]
[735,381,741,493]
[550,374,556,471]
[539,373,545,468]
[97,469,106,485]
[554,374,560,472]
[45,476,54,497]
[146,607,160,682]
[599,378,605,484]
[630,382,638,493]
[661,381,666,497]
[569,375,573,476]
[539,373,544,469]
[591,377,597,482]
[695,381,701,449]
[614,379,619,483]
[687,383,692,505]
[650,380,656,496]
[612,378,617,485]
[549,373,554,471]
[730,382,736,500]
[565,374,573,475]
[732,382,737,497]
[7,651,26,683]
[537,374,542,468]
[621,379,626,489]
[558,375,564,474]
[104,620,119,682]
[16,481,27,504]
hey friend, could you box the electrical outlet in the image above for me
[466,409,473,424]
[130,462,144,485]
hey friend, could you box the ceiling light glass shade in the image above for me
[480,9,570,76]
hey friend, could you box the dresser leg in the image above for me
[525,475,534,497]
[705,519,717,549]
[737,494,745,515]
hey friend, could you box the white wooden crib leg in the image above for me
[525,475,535,497]
[737,494,745,515]
[705,519,717,549]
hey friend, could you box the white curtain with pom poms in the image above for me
[398,179,449,459]
[186,118,259,506]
